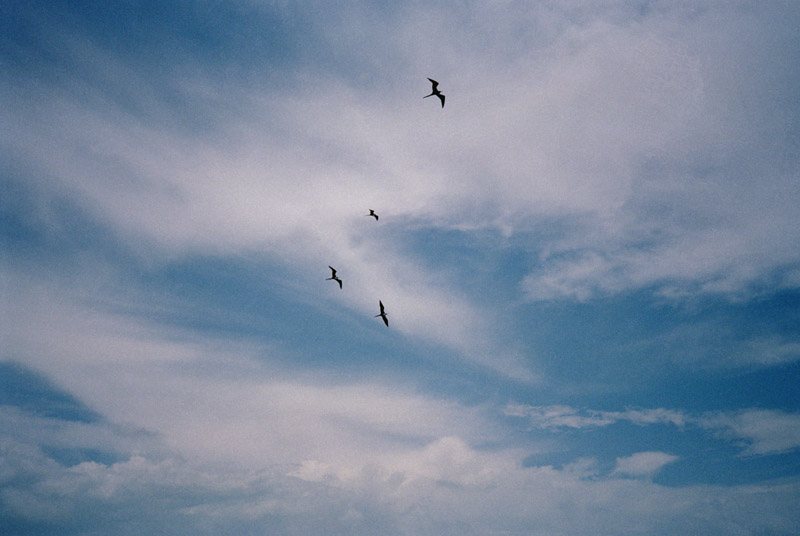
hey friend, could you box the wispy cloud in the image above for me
[700,409,800,456]
[504,405,686,430]
[506,404,800,457]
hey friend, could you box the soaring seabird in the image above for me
[366,209,379,221]
[374,300,389,327]
[424,78,445,108]
[326,266,342,289]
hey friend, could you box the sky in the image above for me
[1,1,800,534]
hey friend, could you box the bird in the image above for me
[424,78,445,108]
[374,300,389,327]
[366,209,379,221]
[326,266,342,289]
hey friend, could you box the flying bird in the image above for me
[424,78,445,108]
[326,266,342,289]
[374,300,389,327]
[366,209,379,221]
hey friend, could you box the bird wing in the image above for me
[382,315,389,327]
[378,300,385,313]
[337,278,342,289]
[328,266,337,276]
[438,94,445,107]
[428,78,439,90]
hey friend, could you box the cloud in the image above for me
[2,426,800,536]
[499,4,800,302]
[0,268,507,473]
[3,2,798,401]
[504,405,687,430]
[3,2,800,534]
[613,451,679,478]
[507,404,800,457]
[735,338,800,368]
[0,269,798,533]
[504,404,617,428]
[700,409,800,456]
[3,257,795,533]
[1,66,533,380]
[5,3,799,324]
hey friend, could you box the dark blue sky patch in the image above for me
[0,0,303,73]
[1,0,313,140]
[657,449,800,488]
[509,287,800,405]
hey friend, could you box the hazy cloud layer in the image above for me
[2,1,800,534]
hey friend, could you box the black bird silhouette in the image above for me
[374,300,389,327]
[326,266,342,289]
[424,78,445,108]
[366,209,379,221]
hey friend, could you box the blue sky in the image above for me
[2,1,800,534]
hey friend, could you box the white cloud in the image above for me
[605,408,687,427]
[613,451,679,478]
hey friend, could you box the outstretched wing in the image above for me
[328,266,337,276]
[427,78,439,91]
[438,93,445,108]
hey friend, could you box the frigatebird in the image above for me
[366,209,379,221]
[424,78,445,108]
[326,266,342,289]
[374,300,389,327]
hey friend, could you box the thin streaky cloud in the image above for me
[506,404,800,456]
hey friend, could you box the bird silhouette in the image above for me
[366,209,379,221]
[424,78,445,108]
[326,266,342,289]
[374,300,389,327]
